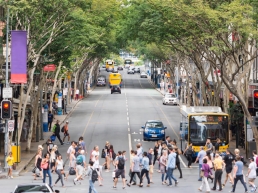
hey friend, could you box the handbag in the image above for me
[200,170,204,177]
[101,149,106,158]
[41,162,48,169]
[50,135,56,142]
[12,163,16,170]
[32,166,36,173]
[69,167,76,175]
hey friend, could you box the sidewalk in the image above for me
[0,88,94,179]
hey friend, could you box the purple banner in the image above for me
[11,31,27,83]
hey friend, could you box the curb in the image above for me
[0,98,85,178]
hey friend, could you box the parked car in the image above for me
[97,79,106,86]
[142,120,167,141]
[111,85,121,94]
[12,183,58,193]
[162,93,177,105]
[102,64,106,68]
[140,72,148,78]
[117,66,123,70]
[134,67,140,73]
[127,69,134,74]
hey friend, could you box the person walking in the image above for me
[48,111,54,132]
[113,151,126,189]
[205,138,213,157]
[160,149,168,184]
[184,142,193,168]
[246,157,257,192]
[166,147,179,187]
[139,152,151,187]
[198,158,212,192]
[86,160,98,193]
[104,141,111,172]
[222,149,234,187]
[147,148,154,183]
[42,153,52,187]
[53,120,64,145]
[6,152,14,179]
[127,150,141,187]
[62,121,70,144]
[230,155,248,193]
[211,153,225,191]
[203,151,214,182]
[34,150,43,180]
[195,146,206,181]
[175,147,182,178]
[54,154,67,187]
[153,141,159,166]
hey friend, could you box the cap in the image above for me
[66,120,69,123]
[249,157,254,161]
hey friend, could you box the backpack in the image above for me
[61,126,65,133]
[117,157,125,169]
[91,168,98,182]
[52,125,56,133]
[76,155,83,165]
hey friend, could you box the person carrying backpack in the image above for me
[53,120,63,145]
[86,160,98,193]
[113,151,126,189]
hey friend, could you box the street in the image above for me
[2,68,250,193]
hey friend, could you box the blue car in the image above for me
[142,120,167,141]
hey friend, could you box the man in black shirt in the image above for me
[215,138,221,151]
[54,120,64,145]
[223,149,234,187]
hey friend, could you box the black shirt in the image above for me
[54,123,60,135]
[147,153,153,165]
[224,154,235,167]
[214,142,221,151]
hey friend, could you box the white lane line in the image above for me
[128,122,129,126]
[128,134,132,153]
[128,128,130,132]
[127,108,128,111]
[179,155,187,168]
[127,112,128,116]
[127,117,129,121]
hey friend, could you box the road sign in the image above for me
[3,87,12,98]
[8,120,14,132]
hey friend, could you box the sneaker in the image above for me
[147,184,150,187]
[10,176,13,179]
[73,179,77,185]
[175,181,179,185]
[229,191,234,193]
[113,186,116,189]
[198,188,202,192]
[198,179,202,181]
[168,185,173,187]
[127,183,131,187]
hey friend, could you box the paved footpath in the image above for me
[0,89,94,179]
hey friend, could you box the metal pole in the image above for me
[200,74,202,106]
[4,5,9,172]
[40,90,44,140]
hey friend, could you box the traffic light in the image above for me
[1,100,12,119]
[254,90,258,109]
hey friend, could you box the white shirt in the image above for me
[56,159,64,170]
[67,145,74,154]
[248,162,256,179]
[91,150,99,162]
[76,89,79,94]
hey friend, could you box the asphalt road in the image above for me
[3,67,250,193]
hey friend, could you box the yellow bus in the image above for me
[105,59,115,72]
[180,106,229,157]
[124,59,133,68]
[109,73,122,88]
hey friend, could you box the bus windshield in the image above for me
[189,115,228,143]
[124,60,132,64]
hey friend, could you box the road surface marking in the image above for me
[127,117,129,121]
[179,155,187,168]
[82,112,94,136]
[128,134,132,157]
[94,95,103,107]
[128,128,130,132]
[128,122,129,126]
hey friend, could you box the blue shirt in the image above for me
[48,113,53,122]
[167,152,176,168]
[197,150,206,165]
[235,161,243,175]
[142,157,149,170]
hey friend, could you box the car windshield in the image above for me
[165,94,176,98]
[146,122,163,128]
[14,185,50,193]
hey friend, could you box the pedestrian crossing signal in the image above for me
[253,90,258,109]
[1,100,12,119]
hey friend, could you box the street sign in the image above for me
[3,87,12,98]
[8,120,14,132]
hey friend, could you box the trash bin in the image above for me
[11,144,21,163]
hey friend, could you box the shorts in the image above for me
[249,178,256,182]
[64,132,69,136]
[115,169,125,179]
[149,165,154,174]
[76,165,84,175]
[225,167,232,174]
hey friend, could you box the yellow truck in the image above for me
[109,73,122,88]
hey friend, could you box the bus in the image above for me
[106,59,115,72]
[109,73,122,88]
[124,59,133,68]
[180,105,229,158]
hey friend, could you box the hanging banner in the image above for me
[11,31,27,83]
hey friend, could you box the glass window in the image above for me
[146,122,163,128]
[15,185,50,193]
